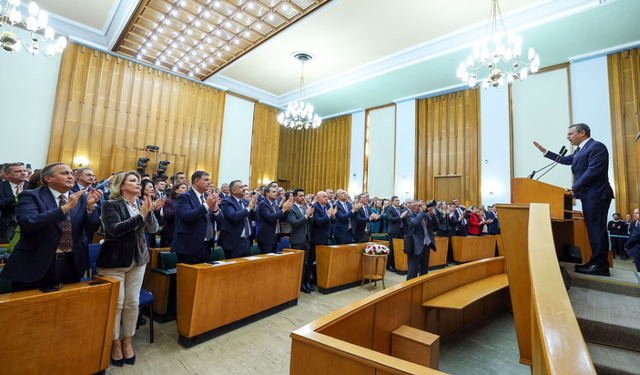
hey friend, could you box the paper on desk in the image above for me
[210,261,237,266]
[244,256,261,260]
[265,252,290,256]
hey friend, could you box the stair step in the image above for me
[568,286,640,352]
[586,342,640,375]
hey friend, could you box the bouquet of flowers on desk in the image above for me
[363,243,390,255]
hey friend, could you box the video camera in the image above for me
[137,157,150,174]
[153,160,170,181]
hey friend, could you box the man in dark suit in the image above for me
[218,183,230,199]
[70,167,95,192]
[534,123,614,276]
[385,196,407,272]
[0,162,29,244]
[608,213,628,260]
[334,189,360,244]
[257,186,293,254]
[218,180,258,259]
[353,193,380,243]
[309,191,336,291]
[629,209,639,237]
[452,203,469,237]
[404,202,438,280]
[2,162,102,291]
[288,188,314,293]
[486,205,500,235]
[171,171,224,265]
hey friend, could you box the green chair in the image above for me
[211,246,225,261]
[371,234,389,241]
[0,268,12,294]
[154,251,177,275]
[250,242,260,255]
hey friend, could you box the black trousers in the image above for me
[610,236,626,257]
[0,222,17,244]
[258,241,278,254]
[223,238,251,259]
[291,241,311,284]
[582,198,612,266]
[12,255,80,292]
[387,233,403,269]
[335,232,353,244]
[177,240,213,265]
[407,246,430,281]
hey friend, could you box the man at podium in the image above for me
[533,123,614,276]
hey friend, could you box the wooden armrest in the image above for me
[422,273,508,310]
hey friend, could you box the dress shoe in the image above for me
[300,285,311,294]
[574,263,610,276]
[305,282,315,292]
[387,266,396,272]
[124,353,136,365]
[574,262,592,269]
[111,356,125,367]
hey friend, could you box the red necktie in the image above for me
[58,195,73,252]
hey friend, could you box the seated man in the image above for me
[2,162,102,291]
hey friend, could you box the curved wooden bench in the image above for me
[422,273,508,310]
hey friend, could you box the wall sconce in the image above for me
[74,157,89,167]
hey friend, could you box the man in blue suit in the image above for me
[218,180,258,259]
[353,193,380,243]
[486,205,500,235]
[534,123,614,276]
[2,162,102,291]
[171,171,224,265]
[308,191,336,291]
[334,189,360,244]
[404,202,438,280]
[289,188,314,293]
[256,186,292,254]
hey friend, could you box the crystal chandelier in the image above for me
[277,52,322,130]
[1,0,67,56]
[456,0,540,89]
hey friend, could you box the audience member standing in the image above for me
[71,167,95,192]
[159,182,188,248]
[257,186,293,254]
[608,213,628,260]
[624,222,640,272]
[218,183,230,199]
[435,201,455,263]
[218,180,258,259]
[0,163,28,243]
[334,189,359,244]
[354,194,380,243]
[288,188,314,293]
[309,191,336,291]
[453,203,469,237]
[404,202,438,280]
[2,162,102,291]
[629,209,639,236]
[468,206,484,236]
[486,205,500,235]
[385,196,407,272]
[96,171,158,367]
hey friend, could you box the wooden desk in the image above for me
[177,250,304,347]
[451,236,496,262]
[315,242,388,294]
[393,238,448,274]
[0,276,119,375]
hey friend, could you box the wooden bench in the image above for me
[422,273,509,310]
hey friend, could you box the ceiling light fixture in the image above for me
[457,0,540,89]
[0,0,67,56]
[278,52,321,130]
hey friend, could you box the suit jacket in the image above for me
[334,201,355,239]
[404,210,437,256]
[452,208,469,236]
[486,211,499,234]
[385,205,404,236]
[624,224,640,258]
[2,187,101,282]
[171,189,224,255]
[545,138,614,200]
[218,195,256,250]
[310,202,332,245]
[354,205,377,242]
[469,212,481,236]
[629,220,638,236]
[256,199,287,245]
[288,204,313,244]
[0,180,28,225]
[608,220,627,236]
[160,198,177,242]
[96,198,158,268]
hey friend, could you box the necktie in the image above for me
[272,202,280,234]
[396,208,403,227]
[459,208,467,226]
[422,219,431,246]
[574,146,580,153]
[15,184,21,196]
[240,199,251,238]
[364,206,371,232]
[58,195,73,252]
[201,195,214,241]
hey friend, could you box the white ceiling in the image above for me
[35,0,119,32]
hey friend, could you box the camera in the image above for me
[426,199,437,208]
[137,157,150,174]
[153,160,170,181]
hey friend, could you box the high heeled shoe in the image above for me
[124,353,136,365]
[111,355,125,367]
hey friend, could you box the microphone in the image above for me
[528,146,566,179]
[536,147,568,181]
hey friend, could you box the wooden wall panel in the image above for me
[250,104,281,188]
[277,115,351,194]
[47,43,226,182]
[416,90,481,206]
[608,48,640,215]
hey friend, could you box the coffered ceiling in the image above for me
[11,0,640,117]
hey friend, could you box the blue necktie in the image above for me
[201,195,214,241]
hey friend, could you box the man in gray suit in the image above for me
[288,188,315,293]
[404,202,438,280]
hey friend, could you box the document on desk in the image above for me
[244,256,261,260]
[209,261,237,266]
[265,252,290,256]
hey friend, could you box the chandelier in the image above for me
[456,0,540,89]
[277,52,322,130]
[1,0,67,56]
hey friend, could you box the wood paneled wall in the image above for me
[277,115,351,194]
[415,90,481,206]
[608,48,640,215]
[250,103,281,188]
[47,43,226,182]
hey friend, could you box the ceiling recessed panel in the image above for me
[36,0,118,31]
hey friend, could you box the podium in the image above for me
[511,178,573,219]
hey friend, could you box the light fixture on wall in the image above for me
[277,52,322,130]
[0,0,67,56]
[456,0,540,89]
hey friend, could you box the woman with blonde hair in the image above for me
[96,171,158,366]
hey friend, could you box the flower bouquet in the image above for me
[363,243,390,256]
